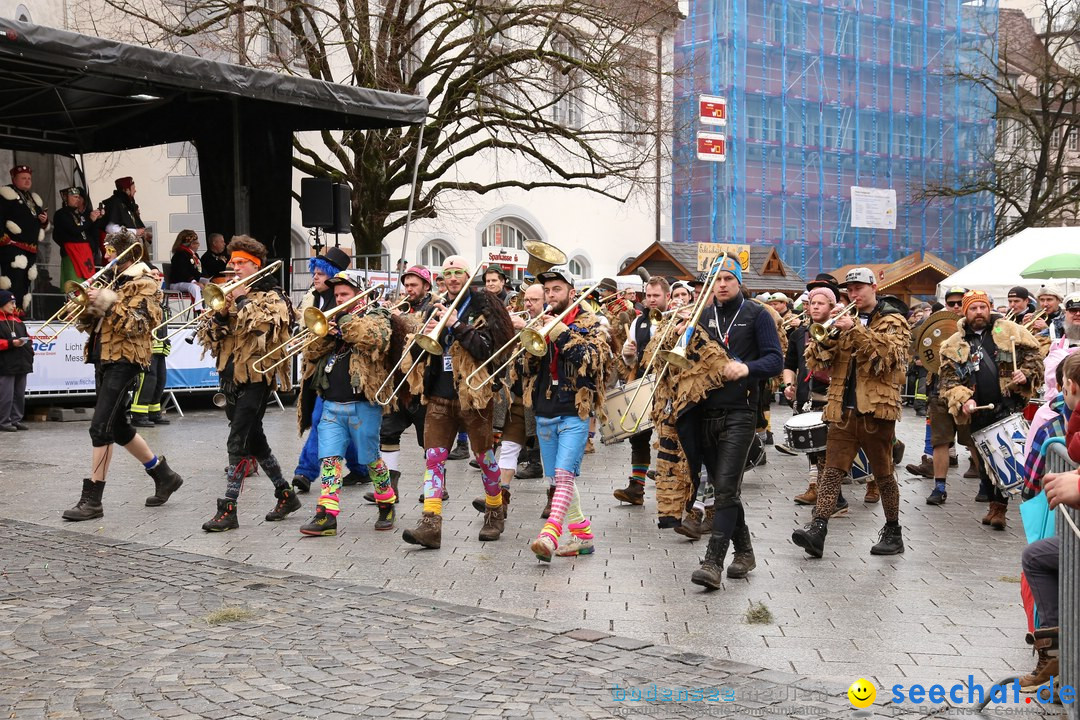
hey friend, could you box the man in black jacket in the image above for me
[102,177,145,237]
[0,165,49,314]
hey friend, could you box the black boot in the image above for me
[870,523,905,555]
[265,486,301,521]
[448,438,470,461]
[63,478,104,521]
[300,506,337,536]
[374,503,396,531]
[130,413,154,428]
[690,533,730,590]
[365,469,400,504]
[144,456,184,507]
[203,498,238,532]
[149,412,171,425]
[727,523,756,578]
[792,517,828,558]
[292,474,312,494]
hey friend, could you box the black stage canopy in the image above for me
[0,19,427,264]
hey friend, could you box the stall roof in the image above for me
[0,19,428,154]
[622,241,807,294]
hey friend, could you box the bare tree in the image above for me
[921,0,1080,244]
[74,0,678,258]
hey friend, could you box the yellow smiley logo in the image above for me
[848,678,876,708]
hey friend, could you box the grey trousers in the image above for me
[0,374,27,426]
[1022,536,1060,628]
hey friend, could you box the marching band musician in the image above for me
[1031,284,1065,340]
[938,290,1043,531]
[63,230,185,522]
[400,255,514,549]
[791,267,910,559]
[517,265,610,561]
[365,265,437,505]
[198,236,297,533]
[297,270,404,536]
[615,276,672,507]
[1006,286,1036,324]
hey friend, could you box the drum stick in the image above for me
[971,403,995,411]
[1011,340,1017,373]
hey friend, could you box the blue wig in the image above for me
[309,256,342,278]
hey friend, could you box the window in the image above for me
[481,220,530,249]
[551,37,582,128]
[1068,125,1079,153]
[619,47,653,142]
[568,256,590,279]
[420,239,455,267]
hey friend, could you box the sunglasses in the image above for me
[443,269,468,278]
[946,300,963,307]
[1067,307,1080,314]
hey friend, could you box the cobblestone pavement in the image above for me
[0,400,1068,718]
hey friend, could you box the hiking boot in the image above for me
[300,507,337,536]
[988,501,1008,530]
[265,486,301,521]
[964,458,980,479]
[292,474,312,494]
[556,535,595,557]
[863,480,880,504]
[374,503,396,531]
[870,524,905,555]
[792,517,828,558]
[130,413,154,428]
[342,470,370,487]
[674,508,704,540]
[144,456,183,507]
[830,495,850,518]
[516,458,543,479]
[926,487,947,505]
[530,534,557,562]
[63,478,104,521]
[892,440,905,465]
[402,512,442,549]
[478,506,505,541]
[364,470,400,504]
[473,486,511,514]
[691,533,730,590]
[202,498,238,532]
[794,482,817,505]
[613,479,645,505]
[541,485,555,519]
[448,439,470,460]
[906,455,934,479]
[149,413,170,425]
[726,524,756,579]
[1020,628,1060,692]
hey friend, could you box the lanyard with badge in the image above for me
[442,292,472,372]
[710,298,744,361]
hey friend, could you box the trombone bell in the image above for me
[659,344,691,370]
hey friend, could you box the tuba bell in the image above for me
[523,239,568,278]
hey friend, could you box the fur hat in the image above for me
[226,235,268,265]
[104,230,139,259]
[114,177,135,191]
[9,165,31,179]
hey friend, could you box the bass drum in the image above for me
[600,376,655,445]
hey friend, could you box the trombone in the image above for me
[1022,309,1047,331]
[657,253,730,370]
[374,265,484,406]
[464,310,547,390]
[619,306,686,433]
[782,311,807,329]
[520,280,605,356]
[156,260,283,342]
[252,283,385,374]
[808,301,859,343]
[38,242,144,341]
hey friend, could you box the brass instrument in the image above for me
[522,239,567,278]
[808,301,859,343]
[252,283,385,374]
[1022,309,1047,331]
[657,254,730,370]
[782,311,807,329]
[618,307,685,433]
[156,260,283,342]
[39,242,144,341]
[520,280,605,356]
[464,310,546,390]
[647,305,690,324]
[373,270,483,407]
[212,392,227,408]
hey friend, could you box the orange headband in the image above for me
[230,250,262,268]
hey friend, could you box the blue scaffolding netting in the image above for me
[673,0,999,276]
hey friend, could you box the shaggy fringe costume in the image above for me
[0,183,46,313]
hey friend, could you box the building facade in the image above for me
[672,0,999,276]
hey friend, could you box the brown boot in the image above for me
[989,501,1008,530]
[863,480,880,504]
[541,485,555,519]
[794,482,817,505]
[981,505,994,525]
[1020,628,1060,691]
[402,512,442,549]
[964,457,979,479]
[905,454,934,479]
[674,508,704,540]
[584,439,596,454]
[478,505,505,541]
[613,479,645,505]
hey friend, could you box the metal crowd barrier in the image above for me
[1045,443,1079,717]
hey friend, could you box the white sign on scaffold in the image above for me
[698,95,727,126]
[850,186,897,229]
[696,132,727,163]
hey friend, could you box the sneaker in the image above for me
[202,498,238,532]
[130,414,154,428]
[448,439,470,461]
[830,495,850,518]
[556,536,595,557]
[775,443,798,456]
[926,487,947,505]
[292,474,312,494]
[870,524,905,555]
[13,421,28,430]
[300,507,337,536]
[530,534,557,563]
[374,504,395,532]
[265,486,301,521]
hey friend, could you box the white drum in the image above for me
[971,413,1030,494]
[600,376,656,445]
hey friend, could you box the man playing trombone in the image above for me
[792,267,911,559]
[517,265,611,561]
[297,270,402,536]
[197,236,297,532]
[63,230,185,521]
[400,256,514,549]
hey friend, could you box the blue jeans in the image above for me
[295,396,365,478]
[318,400,381,464]
[536,415,590,475]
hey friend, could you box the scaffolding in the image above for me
[673,0,998,275]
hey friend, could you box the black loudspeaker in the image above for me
[301,177,334,228]
[332,183,351,234]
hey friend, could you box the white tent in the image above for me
[936,226,1080,304]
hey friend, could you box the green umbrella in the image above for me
[1020,253,1080,279]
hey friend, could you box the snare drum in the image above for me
[600,376,656,445]
[972,413,1030,494]
[783,411,828,452]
